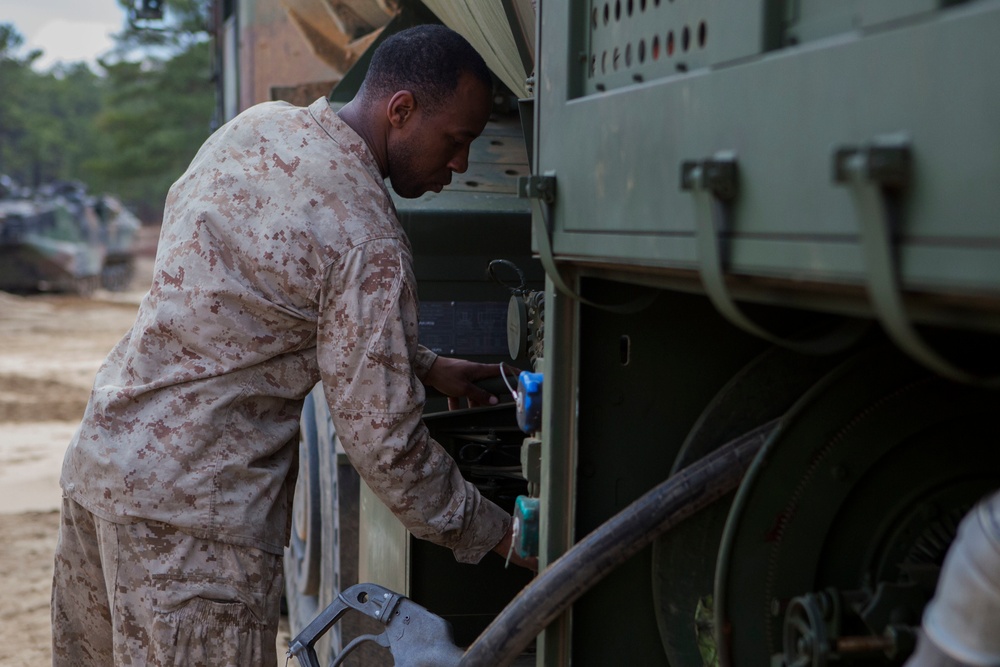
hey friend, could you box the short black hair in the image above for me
[362,24,493,114]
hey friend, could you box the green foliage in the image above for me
[0,6,215,223]
[88,40,215,220]
[0,24,103,189]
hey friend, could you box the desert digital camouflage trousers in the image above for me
[51,496,284,667]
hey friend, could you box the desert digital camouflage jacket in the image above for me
[61,97,510,563]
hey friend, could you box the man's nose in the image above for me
[448,145,471,173]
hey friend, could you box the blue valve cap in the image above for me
[516,371,543,434]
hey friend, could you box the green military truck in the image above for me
[214,1,1000,665]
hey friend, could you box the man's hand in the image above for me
[492,521,539,572]
[423,356,517,410]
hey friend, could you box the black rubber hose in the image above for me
[459,419,780,667]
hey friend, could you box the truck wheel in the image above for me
[283,389,324,645]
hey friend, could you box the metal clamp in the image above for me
[835,134,999,386]
[518,172,657,313]
[833,142,912,189]
[287,583,464,667]
[518,174,557,205]
[683,152,867,354]
[681,154,739,202]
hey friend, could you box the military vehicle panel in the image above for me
[212,1,1000,665]
[526,2,1000,666]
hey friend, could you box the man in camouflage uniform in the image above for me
[52,25,534,667]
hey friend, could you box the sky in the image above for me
[0,0,128,70]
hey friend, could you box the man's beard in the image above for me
[387,137,424,199]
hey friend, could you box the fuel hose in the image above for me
[459,418,780,667]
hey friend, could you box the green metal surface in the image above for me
[714,343,1000,665]
[539,285,767,666]
[537,1,1000,322]
[786,0,965,45]
[537,276,581,667]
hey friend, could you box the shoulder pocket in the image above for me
[365,254,419,377]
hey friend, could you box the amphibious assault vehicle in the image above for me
[0,178,140,294]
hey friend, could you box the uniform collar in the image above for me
[307,96,386,189]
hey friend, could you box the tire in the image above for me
[283,388,324,639]
[285,384,389,666]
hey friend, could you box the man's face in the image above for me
[386,73,492,199]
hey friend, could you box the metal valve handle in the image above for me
[287,582,465,667]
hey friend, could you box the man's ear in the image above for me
[387,91,415,129]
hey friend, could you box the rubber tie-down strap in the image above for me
[684,153,868,355]
[836,137,1000,387]
[519,174,657,314]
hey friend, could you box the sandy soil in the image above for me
[0,231,291,665]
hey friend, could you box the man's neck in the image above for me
[337,99,389,178]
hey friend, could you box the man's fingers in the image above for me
[475,362,507,381]
[466,385,499,407]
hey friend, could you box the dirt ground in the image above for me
[0,229,291,665]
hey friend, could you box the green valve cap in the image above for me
[514,495,540,559]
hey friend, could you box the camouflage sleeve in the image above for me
[413,345,438,382]
[317,237,509,563]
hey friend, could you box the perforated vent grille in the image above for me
[586,0,708,93]
[581,0,770,96]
